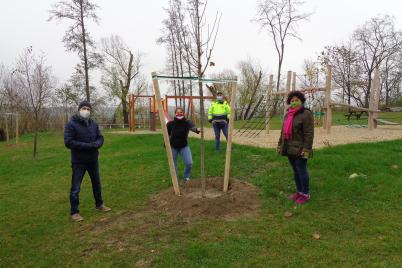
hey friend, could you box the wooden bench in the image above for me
[344,111,368,120]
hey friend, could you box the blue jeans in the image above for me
[70,161,103,215]
[212,121,228,150]
[172,145,193,179]
[288,156,310,195]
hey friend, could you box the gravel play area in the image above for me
[112,125,402,149]
[189,125,402,149]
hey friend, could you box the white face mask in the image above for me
[217,96,223,101]
[176,116,184,120]
[79,110,91,119]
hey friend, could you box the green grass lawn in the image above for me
[0,133,401,267]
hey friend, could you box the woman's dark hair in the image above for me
[286,91,306,105]
[175,107,184,113]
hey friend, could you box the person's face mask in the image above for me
[79,109,91,119]
[175,111,184,120]
[217,95,223,102]
[290,98,302,108]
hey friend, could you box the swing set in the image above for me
[126,93,216,132]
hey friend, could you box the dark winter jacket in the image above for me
[64,114,104,164]
[278,106,314,158]
[167,118,199,149]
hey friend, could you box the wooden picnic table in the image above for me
[344,110,368,120]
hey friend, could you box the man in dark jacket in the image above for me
[64,100,111,222]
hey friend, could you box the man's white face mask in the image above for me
[79,109,91,119]
[217,96,223,101]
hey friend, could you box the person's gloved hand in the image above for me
[195,128,201,134]
[208,119,213,123]
[301,150,309,159]
[91,142,98,149]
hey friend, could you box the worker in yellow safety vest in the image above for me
[208,91,231,150]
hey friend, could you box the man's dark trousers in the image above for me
[70,161,103,215]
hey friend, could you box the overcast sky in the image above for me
[1,0,401,89]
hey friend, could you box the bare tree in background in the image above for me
[380,51,402,106]
[237,60,266,120]
[101,35,142,126]
[49,0,102,102]
[319,42,361,107]
[55,83,80,124]
[15,47,54,158]
[255,0,311,91]
[353,15,402,107]
[158,0,196,110]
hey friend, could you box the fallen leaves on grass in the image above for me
[349,173,367,179]
[284,211,293,218]
[313,233,321,240]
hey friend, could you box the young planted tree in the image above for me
[15,47,54,158]
[186,0,221,193]
[255,0,311,91]
[101,35,142,126]
[49,0,102,102]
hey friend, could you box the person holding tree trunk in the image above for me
[167,107,200,182]
[277,91,314,205]
[64,101,111,222]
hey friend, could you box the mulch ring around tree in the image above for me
[149,177,261,221]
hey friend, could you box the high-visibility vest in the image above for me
[208,101,231,120]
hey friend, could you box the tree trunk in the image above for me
[365,71,372,108]
[122,99,128,126]
[80,0,90,102]
[33,114,38,159]
[248,95,265,119]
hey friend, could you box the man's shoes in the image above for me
[184,178,190,182]
[71,213,84,222]
[96,205,112,212]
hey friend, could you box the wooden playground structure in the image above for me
[265,65,383,134]
[0,113,19,144]
[126,94,215,132]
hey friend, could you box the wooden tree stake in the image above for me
[223,81,238,192]
[152,72,180,196]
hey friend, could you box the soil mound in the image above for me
[149,177,261,220]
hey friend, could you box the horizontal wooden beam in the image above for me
[165,95,215,100]
[330,102,380,112]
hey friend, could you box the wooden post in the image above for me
[15,113,19,145]
[4,114,9,142]
[283,71,292,115]
[153,95,157,131]
[324,65,333,134]
[223,80,237,192]
[369,68,380,130]
[292,72,297,91]
[373,69,381,129]
[266,74,274,134]
[132,96,136,131]
[152,72,180,196]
